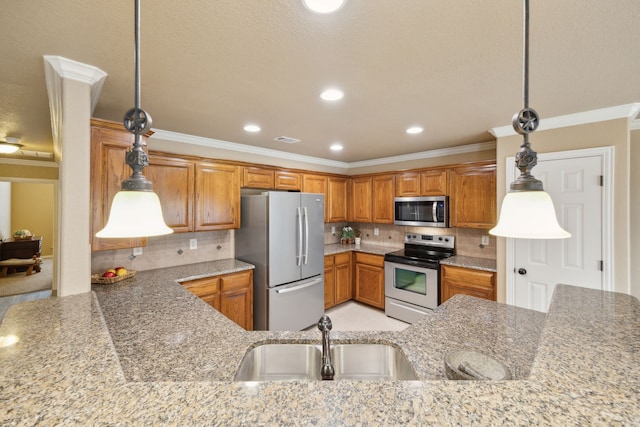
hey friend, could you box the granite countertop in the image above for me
[440,255,497,272]
[0,259,639,424]
[324,242,401,256]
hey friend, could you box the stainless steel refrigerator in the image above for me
[235,191,324,331]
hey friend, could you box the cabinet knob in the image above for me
[517,268,527,275]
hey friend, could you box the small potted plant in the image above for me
[13,229,32,241]
[341,225,355,244]
[354,229,362,245]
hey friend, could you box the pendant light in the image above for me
[96,0,172,238]
[489,0,570,239]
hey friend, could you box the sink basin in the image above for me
[234,343,417,381]
[233,344,321,381]
[331,344,418,380]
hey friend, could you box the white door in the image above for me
[508,148,612,312]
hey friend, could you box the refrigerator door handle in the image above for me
[275,277,323,294]
[296,206,303,266]
[303,206,309,265]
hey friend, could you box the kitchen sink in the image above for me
[234,343,417,381]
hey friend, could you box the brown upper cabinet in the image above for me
[350,177,372,222]
[146,153,194,233]
[327,177,348,222]
[396,169,448,197]
[195,162,241,231]
[90,118,148,251]
[243,166,301,191]
[449,162,496,229]
[372,174,395,223]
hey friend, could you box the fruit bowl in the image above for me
[91,270,136,285]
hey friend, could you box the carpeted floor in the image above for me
[0,257,52,297]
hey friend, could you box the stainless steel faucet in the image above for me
[317,314,334,380]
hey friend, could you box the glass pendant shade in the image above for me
[489,191,571,239]
[96,190,173,238]
[0,141,22,153]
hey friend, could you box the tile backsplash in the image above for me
[325,222,496,259]
[91,230,233,274]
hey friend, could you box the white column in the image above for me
[44,56,107,296]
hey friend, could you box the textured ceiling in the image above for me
[1,0,640,163]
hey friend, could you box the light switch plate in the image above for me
[481,236,490,246]
[133,247,143,256]
[190,239,197,250]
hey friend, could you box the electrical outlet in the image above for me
[133,247,143,256]
[190,239,197,250]
[331,226,335,235]
[374,227,379,236]
[481,236,490,246]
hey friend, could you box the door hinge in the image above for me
[599,175,604,186]
[599,260,604,271]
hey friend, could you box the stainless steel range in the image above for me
[384,233,455,323]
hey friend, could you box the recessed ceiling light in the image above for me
[302,0,346,14]
[406,126,424,134]
[320,88,344,102]
[330,143,343,151]
[244,124,261,132]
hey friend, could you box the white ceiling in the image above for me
[2,0,640,163]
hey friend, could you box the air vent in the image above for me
[273,136,301,144]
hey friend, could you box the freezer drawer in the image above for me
[268,276,324,331]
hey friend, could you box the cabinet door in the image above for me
[90,119,147,251]
[180,276,221,311]
[302,174,327,220]
[146,154,194,232]
[372,174,395,223]
[449,164,496,229]
[327,177,348,222]
[396,172,420,197]
[275,170,301,190]
[420,169,448,196]
[243,167,275,189]
[220,270,254,330]
[195,162,241,230]
[354,253,385,309]
[350,177,372,222]
[324,256,336,309]
[441,265,496,303]
[334,252,352,305]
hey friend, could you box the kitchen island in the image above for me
[0,260,638,425]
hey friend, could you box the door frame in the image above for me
[505,146,614,305]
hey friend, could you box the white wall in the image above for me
[0,182,10,240]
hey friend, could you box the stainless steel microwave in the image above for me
[393,196,449,227]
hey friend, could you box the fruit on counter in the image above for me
[102,271,116,278]
[107,268,116,274]
[116,268,128,276]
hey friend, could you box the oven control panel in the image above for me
[404,233,455,249]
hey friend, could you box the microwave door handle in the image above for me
[432,202,437,223]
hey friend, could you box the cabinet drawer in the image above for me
[442,265,494,288]
[221,270,253,291]
[181,276,220,297]
[324,255,335,268]
[355,252,384,267]
[334,252,351,265]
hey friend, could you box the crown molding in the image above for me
[43,56,107,160]
[490,103,640,138]
[0,157,59,168]
[151,130,495,170]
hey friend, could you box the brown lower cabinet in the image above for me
[440,264,496,303]
[324,252,352,309]
[181,270,254,330]
[354,252,385,309]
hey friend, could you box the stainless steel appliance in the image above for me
[384,233,455,323]
[394,196,449,227]
[235,191,324,331]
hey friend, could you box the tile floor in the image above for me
[323,301,410,332]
